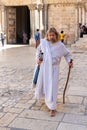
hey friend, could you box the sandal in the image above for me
[49,110,56,117]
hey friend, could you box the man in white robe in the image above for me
[34,27,73,116]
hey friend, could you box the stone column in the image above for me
[79,6,82,24]
[0,7,1,32]
[75,6,79,41]
[0,6,7,45]
[82,6,86,25]
[44,4,48,34]
[28,4,43,46]
[34,3,44,38]
[0,6,5,32]
[28,4,36,45]
[35,10,39,30]
[37,4,44,38]
[86,12,87,25]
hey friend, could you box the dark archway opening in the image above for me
[16,6,30,44]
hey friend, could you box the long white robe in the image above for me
[35,39,72,110]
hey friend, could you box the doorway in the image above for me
[16,6,30,44]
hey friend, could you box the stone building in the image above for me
[0,0,87,44]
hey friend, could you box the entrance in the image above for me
[7,6,30,44]
[16,6,30,44]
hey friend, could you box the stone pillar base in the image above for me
[29,38,35,47]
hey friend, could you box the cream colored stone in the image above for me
[65,96,83,104]
[15,102,32,109]
[57,103,85,114]
[83,97,87,106]
[4,107,23,114]
[0,113,17,127]
[18,99,28,104]
[57,123,87,130]
[9,117,59,130]
[27,99,36,104]
[0,113,4,118]
[31,106,41,110]
[40,104,49,111]
[19,109,64,122]
[57,95,83,104]
[0,128,10,130]
[63,113,87,125]
[0,0,83,6]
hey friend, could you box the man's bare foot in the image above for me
[49,110,56,117]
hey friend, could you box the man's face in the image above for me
[48,32,57,43]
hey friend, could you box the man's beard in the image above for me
[50,38,56,43]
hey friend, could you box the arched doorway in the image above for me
[16,6,30,44]
[7,6,30,44]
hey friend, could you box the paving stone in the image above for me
[9,117,59,130]
[83,97,87,106]
[0,128,10,130]
[57,123,87,130]
[35,101,44,107]
[18,99,28,104]
[19,110,64,122]
[57,95,83,104]
[3,107,23,114]
[40,104,49,111]
[0,113,17,127]
[68,86,87,97]
[0,97,9,105]
[21,94,33,100]
[65,96,83,104]
[15,103,32,109]
[57,103,85,114]
[0,113,5,118]
[27,99,36,104]
[31,106,41,110]
[63,113,87,125]
[10,128,27,130]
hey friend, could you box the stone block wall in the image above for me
[48,4,76,44]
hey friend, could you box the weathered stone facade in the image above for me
[0,0,87,44]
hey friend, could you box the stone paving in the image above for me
[0,43,87,130]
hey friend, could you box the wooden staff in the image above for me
[63,59,73,104]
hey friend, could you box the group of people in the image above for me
[79,23,87,38]
[33,27,73,117]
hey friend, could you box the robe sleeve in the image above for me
[61,44,72,63]
[36,44,41,58]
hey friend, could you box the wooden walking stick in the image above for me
[63,59,73,104]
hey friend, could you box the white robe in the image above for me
[35,39,72,110]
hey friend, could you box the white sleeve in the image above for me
[64,50,72,63]
[36,44,41,58]
[62,44,72,63]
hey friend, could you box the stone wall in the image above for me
[48,4,76,44]
[0,0,87,45]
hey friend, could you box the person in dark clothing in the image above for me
[1,33,5,46]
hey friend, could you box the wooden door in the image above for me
[7,7,16,44]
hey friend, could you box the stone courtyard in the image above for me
[0,42,87,130]
[0,0,87,130]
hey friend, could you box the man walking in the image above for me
[34,27,73,116]
[34,29,40,48]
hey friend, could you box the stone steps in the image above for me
[72,35,87,49]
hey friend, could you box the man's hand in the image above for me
[68,59,73,68]
[37,58,43,64]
